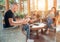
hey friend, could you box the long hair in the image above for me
[51,7,56,14]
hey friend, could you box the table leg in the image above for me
[41,29,44,34]
[36,30,39,39]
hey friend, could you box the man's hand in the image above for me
[22,19,28,24]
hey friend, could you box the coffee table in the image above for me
[30,23,47,39]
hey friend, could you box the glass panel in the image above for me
[57,0,60,10]
[0,0,5,10]
[30,0,45,11]
[48,0,53,10]
[38,0,45,11]
[30,0,32,10]
[24,1,28,14]
[0,0,5,16]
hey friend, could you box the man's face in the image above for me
[13,5,18,12]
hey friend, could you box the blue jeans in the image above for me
[23,24,30,39]
[47,17,53,28]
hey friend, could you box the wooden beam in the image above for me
[34,0,38,15]
[34,0,38,10]
[5,0,9,11]
[27,0,30,15]
[53,0,57,8]
[45,0,48,14]
[20,0,23,13]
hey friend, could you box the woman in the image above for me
[51,7,57,16]
[45,7,57,34]
[46,10,54,34]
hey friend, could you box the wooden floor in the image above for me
[56,32,60,42]
[30,31,56,42]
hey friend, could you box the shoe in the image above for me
[46,31,49,35]
[27,39,34,42]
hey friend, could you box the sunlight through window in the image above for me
[48,0,53,10]
[57,0,60,10]
[38,0,45,11]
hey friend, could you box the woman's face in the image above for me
[51,11,54,14]
[52,8,55,12]
[50,10,54,14]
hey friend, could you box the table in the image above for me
[30,23,47,39]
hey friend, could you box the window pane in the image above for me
[0,0,5,10]
[30,0,45,11]
[24,1,28,14]
[38,0,45,11]
[30,0,33,11]
[57,0,60,10]
[48,0,53,10]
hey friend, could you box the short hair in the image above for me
[10,2,18,9]
[12,2,18,6]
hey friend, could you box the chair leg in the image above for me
[41,29,44,34]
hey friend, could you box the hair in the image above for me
[10,2,18,9]
[12,2,18,5]
[51,7,56,14]
[36,14,40,18]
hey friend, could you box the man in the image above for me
[4,3,21,27]
[4,3,30,39]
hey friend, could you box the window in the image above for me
[48,0,53,10]
[24,1,28,14]
[38,0,45,11]
[30,0,45,11]
[57,0,60,10]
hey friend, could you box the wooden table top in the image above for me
[30,23,47,30]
